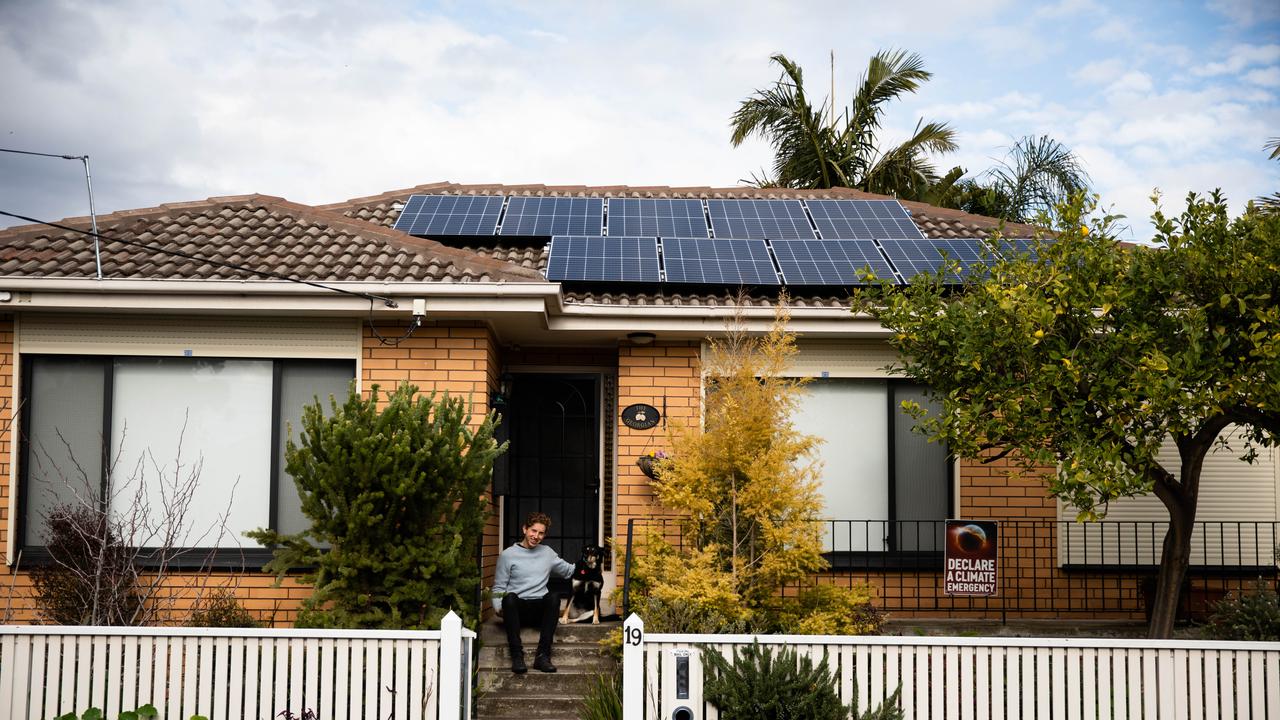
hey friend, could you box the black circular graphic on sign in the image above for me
[621,403,660,430]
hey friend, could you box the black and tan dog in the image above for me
[559,544,604,624]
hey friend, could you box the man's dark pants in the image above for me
[501,592,560,657]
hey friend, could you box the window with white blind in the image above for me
[1057,427,1279,568]
[19,355,354,562]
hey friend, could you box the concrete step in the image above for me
[476,620,619,719]
[476,694,587,719]
[481,640,619,671]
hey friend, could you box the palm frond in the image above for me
[982,135,1089,222]
[1266,137,1280,161]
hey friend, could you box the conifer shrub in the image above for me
[631,303,884,634]
[247,383,504,629]
[702,642,903,719]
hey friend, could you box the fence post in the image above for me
[622,613,645,720]
[438,611,463,720]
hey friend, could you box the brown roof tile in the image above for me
[0,194,543,283]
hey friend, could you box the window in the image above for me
[790,379,951,557]
[19,355,353,561]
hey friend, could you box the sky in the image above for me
[1,0,1278,241]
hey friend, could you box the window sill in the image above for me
[822,551,944,571]
[13,547,309,573]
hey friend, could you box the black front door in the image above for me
[502,374,600,563]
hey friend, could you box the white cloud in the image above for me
[1244,67,1280,87]
[1207,0,1280,26]
[1074,58,1129,85]
[1195,43,1280,76]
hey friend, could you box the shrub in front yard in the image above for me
[702,642,902,720]
[185,588,259,628]
[1203,580,1280,641]
[247,382,504,630]
[768,584,884,636]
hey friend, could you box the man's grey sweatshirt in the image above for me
[492,543,575,611]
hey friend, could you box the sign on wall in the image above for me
[943,520,998,596]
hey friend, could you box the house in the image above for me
[0,183,1274,625]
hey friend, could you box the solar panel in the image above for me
[806,199,924,239]
[607,198,708,237]
[879,239,991,282]
[707,199,815,239]
[661,237,780,285]
[772,240,896,285]
[500,197,604,236]
[392,194,503,236]
[545,236,660,283]
[995,238,1044,260]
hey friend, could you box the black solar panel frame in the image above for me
[771,239,897,286]
[607,198,708,238]
[500,197,604,237]
[545,236,661,283]
[661,237,781,285]
[392,194,504,236]
[707,199,815,240]
[806,199,924,240]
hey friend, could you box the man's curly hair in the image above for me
[523,511,552,530]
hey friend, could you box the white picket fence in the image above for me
[0,611,474,720]
[621,615,1280,720]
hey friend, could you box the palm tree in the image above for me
[931,135,1090,224]
[730,51,957,195]
[1256,137,1280,214]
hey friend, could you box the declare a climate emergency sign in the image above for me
[943,520,998,596]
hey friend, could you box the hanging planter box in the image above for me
[636,455,661,480]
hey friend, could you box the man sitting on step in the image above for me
[493,511,575,674]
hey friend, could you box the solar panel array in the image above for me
[608,198,707,237]
[879,239,990,282]
[545,236,660,283]
[707,199,815,240]
[806,199,923,240]
[393,194,1018,286]
[663,238,780,285]
[772,239,895,286]
[500,197,604,236]
[392,195,503,236]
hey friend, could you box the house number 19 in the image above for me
[625,625,644,646]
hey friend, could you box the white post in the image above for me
[437,611,463,720]
[622,613,645,720]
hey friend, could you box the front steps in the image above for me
[476,620,619,720]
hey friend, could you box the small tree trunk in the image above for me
[1147,503,1194,638]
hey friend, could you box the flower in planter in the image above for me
[636,450,668,479]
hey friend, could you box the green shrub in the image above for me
[1204,580,1280,641]
[702,642,902,720]
[577,671,622,720]
[186,588,259,628]
[768,584,885,636]
[247,383,504,629]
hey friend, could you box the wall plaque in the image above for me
[621,403,660,430]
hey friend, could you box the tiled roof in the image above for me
[320,181,1043,240]
[0,194,543,283]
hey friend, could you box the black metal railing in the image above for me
[621,518,1280,620]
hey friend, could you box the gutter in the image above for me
[0,277,889,337]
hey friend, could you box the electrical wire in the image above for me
[0,209,399,308]
[366,297,424,346]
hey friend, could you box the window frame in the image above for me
[16,353,354,569]
[801,378,954,568]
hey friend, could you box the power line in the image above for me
[0,209,399,308]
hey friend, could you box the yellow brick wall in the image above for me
[615,343,701,534]
[0,318,501,626]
